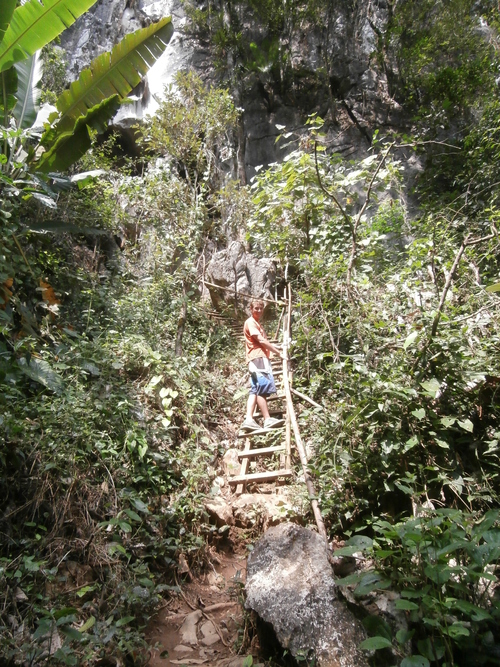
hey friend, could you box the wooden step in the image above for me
[267,393,286,402]
[238,445,285,459]
[254,409,283,418]
[229,469,293,485]
[237,426,284,438]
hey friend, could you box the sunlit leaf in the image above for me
[420,378,441,397]
[18,357,64,394]
[457,419,474,433]
[45,18,173,139]
[0,0,100,72]
[359,636,392,650]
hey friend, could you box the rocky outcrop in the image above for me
[221,0,404,179]
[59,0,405,180]
[245,522,369,667]
[204,241,276,313]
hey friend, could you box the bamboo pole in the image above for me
[274,306,285,342]
[290,387,324,411]
[283,306,292,471]
[282,285,327,541]
[236,435,251,495]
[201,280,286,306]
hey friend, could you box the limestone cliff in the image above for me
[60,0,404,179]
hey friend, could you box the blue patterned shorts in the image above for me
[249,372,277,397]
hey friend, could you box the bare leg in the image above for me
[256,396,270,420]
[246,394,270,421]
[246,394,258,421]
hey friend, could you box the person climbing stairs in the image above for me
[239,298,285,434]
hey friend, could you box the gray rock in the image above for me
[205,241,276,312]
[200,620,220,646]
[245,523,369,667]
[204,496,234,527]
[178,609,202,646]
[58,0,410,185]
[173,644,193,653]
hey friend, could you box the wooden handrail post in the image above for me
[282,285,327,541]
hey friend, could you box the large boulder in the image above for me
[245,523,369,667]
[204,241,276,312]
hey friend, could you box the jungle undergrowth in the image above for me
[0,230,243,665]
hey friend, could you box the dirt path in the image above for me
[147,540,253,667]
[146,330,295,666]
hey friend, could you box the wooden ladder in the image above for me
[204,287,327,539]
[229,359,293,495]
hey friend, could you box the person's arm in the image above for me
[249,333,284,358]
[258,338,284,358]
[247,319,286,359]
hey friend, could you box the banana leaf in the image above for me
[13,52,42,129]
[0,1,17,44]
[0,0,99,73]
[37,94,121,173]
[43,18,173,141]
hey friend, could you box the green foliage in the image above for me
[248,120,402,276]
[0,63,246,655]
[337,509,500,664]
[141,71,239,192]
[40,42,67,105]
[0,230,233,662]
[47,18,173,138]
[0,0,99,72]
[0,1,174,333]
[244,117,500,664]
[390,0,498,120]
[3,2,500,665]
[460,99,500,211]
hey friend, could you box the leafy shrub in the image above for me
[336,509,500,666]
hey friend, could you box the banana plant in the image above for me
[0,0,173,307]
[0,0,173,214]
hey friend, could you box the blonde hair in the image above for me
[250,298,265,310]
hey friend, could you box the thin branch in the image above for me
[12,233,36,279]
[415,224,498,368]
[450,306,495,324]
[313,140,352,231]
[430,240,468,339]
[354,142,395,229]
[201,279,285,306]
[346,142,394,289]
